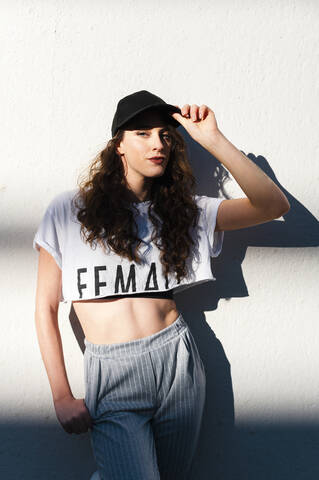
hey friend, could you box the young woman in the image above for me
[33,90,290,480]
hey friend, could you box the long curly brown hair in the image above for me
[72,124,201,284]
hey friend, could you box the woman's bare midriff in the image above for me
[72,296,180,344]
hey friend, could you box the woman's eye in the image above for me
[136,132,171,140]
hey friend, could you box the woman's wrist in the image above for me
[53,392,74,404]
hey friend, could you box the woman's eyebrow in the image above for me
[134,126,169,132]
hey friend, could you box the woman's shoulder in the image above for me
[47,188,79,212]
[194,194,225,207]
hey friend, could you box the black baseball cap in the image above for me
[111,90,181,137]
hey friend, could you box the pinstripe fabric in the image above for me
[84,313,206,480]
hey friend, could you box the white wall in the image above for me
[1,1,318,478]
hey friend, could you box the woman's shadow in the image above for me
[176,129,319,479]
[69,127,319,480]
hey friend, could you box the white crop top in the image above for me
[32,189,225,303]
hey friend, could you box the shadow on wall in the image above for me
[182,128,319,479]
[0,421,97,479]
[27,126,319,479]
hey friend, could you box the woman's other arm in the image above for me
[170,105,290,231]
[34,247,92,434]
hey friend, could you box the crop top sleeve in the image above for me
[33,201,63,270]
[201,195,225,257]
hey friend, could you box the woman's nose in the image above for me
[152,134,166,148]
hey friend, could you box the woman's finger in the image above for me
[190,104,199,121]
[199,104,208,120]
[181,104,190,117]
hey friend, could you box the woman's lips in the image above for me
[149,158,164,164]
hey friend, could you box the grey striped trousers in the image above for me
[83,313,206,480]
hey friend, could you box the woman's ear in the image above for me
[116,139,124,157]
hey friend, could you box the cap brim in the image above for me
[118,103,181,131]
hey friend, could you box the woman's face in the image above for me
[116,109,174,179]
